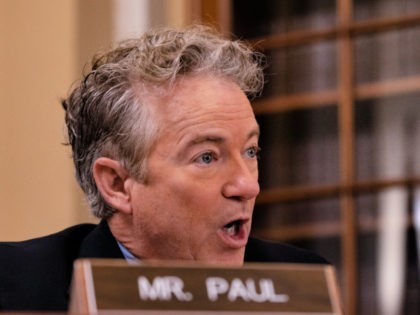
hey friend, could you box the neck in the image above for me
[107,213,138,257]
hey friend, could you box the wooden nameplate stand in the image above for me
[69,259,343,315]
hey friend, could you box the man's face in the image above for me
[128,76,260,265]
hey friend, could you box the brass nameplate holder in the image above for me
[69,259,343,314]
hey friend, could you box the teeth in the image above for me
[225,224,236,235]
[224,221,239,235]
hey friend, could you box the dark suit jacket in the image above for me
[0,220,327,311]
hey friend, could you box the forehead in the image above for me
[152,76,257,130]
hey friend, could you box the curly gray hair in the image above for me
[62,25,265,219]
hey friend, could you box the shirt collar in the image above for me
[117,241,140,263]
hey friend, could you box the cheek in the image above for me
[166,172,218,204]
[133,170,222,232]
[176,181,221,212]
[161,178,221,233]
[132,180,199,225]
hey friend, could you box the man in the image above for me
[0,25,327,311]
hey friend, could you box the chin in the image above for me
[202,251,245,267]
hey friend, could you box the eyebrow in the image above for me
[190,135,224,145]
[187,126,260,147]
[248,126,260,140]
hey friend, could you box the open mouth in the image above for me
[218,218,249,248]
[223,219,243,236]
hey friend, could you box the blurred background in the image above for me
[0,1,419,315]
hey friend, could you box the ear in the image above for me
[92,157,133,214]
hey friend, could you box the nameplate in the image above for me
[69,259,343,314]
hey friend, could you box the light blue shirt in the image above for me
[117,241,140,263]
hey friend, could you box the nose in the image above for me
[222,157,260,201]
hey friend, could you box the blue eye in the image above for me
[246,146,261,159]
[197,152,215,164]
